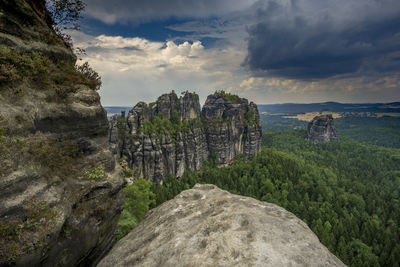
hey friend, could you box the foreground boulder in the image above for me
[307,114,338,142]
[98,184,345,267]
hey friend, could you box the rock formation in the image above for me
[109,91,262,183]
[0,1,124,266]
[98,184,345,267]
[202,92,262,164]
[307,114,338,142]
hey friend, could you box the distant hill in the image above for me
[258,102,400,114]
[105,102,400,117]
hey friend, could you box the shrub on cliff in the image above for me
[0,45,101,100]
[214,90,241,104]
[76,62,102,90]
[0,46,50,84]
[45,0,85,47]
[115,177,155,241]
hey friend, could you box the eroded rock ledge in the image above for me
[98,184,345,267]
[109,91,262,183]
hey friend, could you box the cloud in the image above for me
[70,29,399,106]
[71,32,247,105]
[83,0,258,24]
[244,0,400,79]
[165,8,259,48]
[69,0,400,105]
[233,73,400,103]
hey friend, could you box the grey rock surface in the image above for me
[109,92,262,182]
[0,1,124,265]
[307,114,338,142]
[98,184,345,267]
[202,94,262,164]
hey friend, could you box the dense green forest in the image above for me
[261,114,400,148]
[119,129,400,266]
[261,114,307,131]
[115,177,155,241]
[335,117,400,148]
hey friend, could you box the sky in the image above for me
[70,0,400,106]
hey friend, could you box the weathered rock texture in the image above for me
[202,93,262,164]
[0,1,124,266]
[307,114,338,142]
[98,184,345,267]
[109,92,262,183]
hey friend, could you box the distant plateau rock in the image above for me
[307,114,338,142]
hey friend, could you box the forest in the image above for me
[118,128,400,266]
[261,114,400,148]
[334,116,400,148]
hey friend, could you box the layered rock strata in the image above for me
[202,93,262,164]
[109,92,262,183]
[307,114,338,142]
[98,184,345,267]
[0,1,124,266]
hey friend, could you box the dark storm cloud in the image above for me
[84,0,257,24]
[245,0,400,79]
[121,46,142,51]
[85,46,142,53]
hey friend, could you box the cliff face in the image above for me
[109,92,262,182]
[0,1,124,266]
[307,114,338,142]
[0,0,75,62]
[98,184,345,267]
[202,94,262,164]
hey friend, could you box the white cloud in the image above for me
[234,75,400,104]
[166,11,255,48]
[71,30,400,106]
[71,32,247,106]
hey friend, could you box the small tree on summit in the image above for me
[45,0,86,48]
[33,0,102,91]
[46,0,85,31]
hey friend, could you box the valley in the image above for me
[1,0,399,266]
[108,102,400,267]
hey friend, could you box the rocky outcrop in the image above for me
[307,114,338,142]
[0,1,124,266]
[0,0,75,63]
[202,93,262,164]
[98,184,345,267]
[109,91,262,182]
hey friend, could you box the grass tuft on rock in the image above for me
[0,46,101,100]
